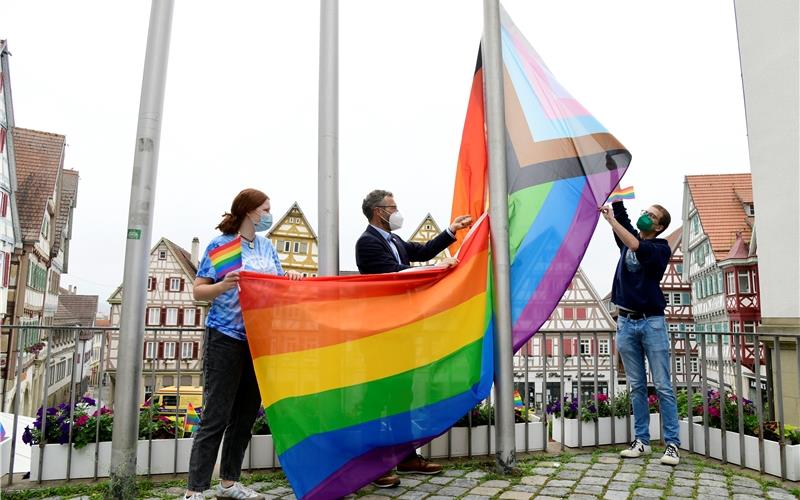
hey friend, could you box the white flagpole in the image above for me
[318,0,339,276]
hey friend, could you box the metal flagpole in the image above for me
[109,1,174,497]
[482,0,516,473]
[318,0,339,276]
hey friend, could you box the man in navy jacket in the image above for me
[355,189,471,487]
[601,200,681,466]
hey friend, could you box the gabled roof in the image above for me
[52,169,79,256]
[723,232,751,261]
[686,173,754,260]
[54,293,99,327]
[13,128,65,243]
[267,202,318,241]
[664,226,682,253]
[409,213,442,239]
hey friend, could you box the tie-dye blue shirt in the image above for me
[197,234,284,341]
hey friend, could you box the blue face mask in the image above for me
[254,213,273,232]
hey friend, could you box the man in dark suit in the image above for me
[356,189,471,274]
[355,189,472,487]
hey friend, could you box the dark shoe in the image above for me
[397,454,443,475]
[372,473,401,488]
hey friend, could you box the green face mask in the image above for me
[636,213,655,232]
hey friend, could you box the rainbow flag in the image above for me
[184,402,200,433]
[0,421,6,441]
[208,236,242,279]
[607,185,635,203]
[239,217,493,499]
[451,6,630,351]
[513,390,524,408]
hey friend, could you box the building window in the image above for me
[576,308,586,320]
[744,203,755,216]
[685,324,695,333]
[145,341,156,359]
[675,357,683,373]
[169,277,181,291]
[663,293,670,305]
[165,308,179,326]
[41,214,50,238]
[163,342,176,359]
[580,339,591,355]
[738,271,751,294]
[183,308,196,326]
[671,292,682,305]
[598,340,610,356]
[158,250,167,260]
[690,358,699,373]
[293,242,300,253]
[283,241,290,252]
[181,341,193,359]
[668,323,679,332]
[148,276,157,291]
[726,272,735,295]
[676,263,683,274]
[147,307,160,326]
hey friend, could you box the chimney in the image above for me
[191,237,200,267]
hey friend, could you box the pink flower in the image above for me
[597,394,609,402]
[75,415,89,427]
[709,407,721,418]
[648,394,658,405]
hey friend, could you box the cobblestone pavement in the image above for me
[12,451,800,499]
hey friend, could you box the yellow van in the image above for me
[146,385,203,414]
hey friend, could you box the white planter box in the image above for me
[136,438,194,474]
[678,420,800,480]
[242,434,277,469]
[1,437,12,477]
[31,442,113,480]
[427,423,545,458]
[553,415,662,448]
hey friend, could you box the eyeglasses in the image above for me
[640,210,659,221]
[376,205,398,210]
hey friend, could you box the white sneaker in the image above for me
[620,439,652,458]
[179,493,204,500]
[214,482,264,499]
[661,443,680,465]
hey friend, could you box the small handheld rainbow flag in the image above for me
[513,390,524,408]
[209,236,242,280]
[0,421,7,441]
[607,186,635,204]
[184,402,201,433]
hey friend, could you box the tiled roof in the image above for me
[54,293,99,327]
[52,169,79,256]
[686,174,754,260]
[163,238,197,276]
[13,128,65,243]
[664,226,682,253]
[723,232,751,260]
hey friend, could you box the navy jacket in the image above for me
[610,202,671,315]
[355,225,456,275]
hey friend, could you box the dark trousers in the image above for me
[187,328,262,491]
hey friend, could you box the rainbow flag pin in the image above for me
[607,185,635,203]
[513,390,524,408]
[184,402,201,433]
[209,236,242,280]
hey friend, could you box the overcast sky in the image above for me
[2,1,750,315]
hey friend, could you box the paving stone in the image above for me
[697,485,729,496]
[403,474,433,481]
[731,486,764,496]
[461,496,491,500]
[618,464,643,473]
[698,478,727,487]
[538,487,571,497]
[643,470,671,479]
[247,482,271,491]
[585,468,612,477]
[415,483,442,493]
[639,477,668,488]
[266,487,293,496]
[547,479,576,488]
[732,477,760,489]
[399,492,430,500]
[613,472,639,482]
[429,476,454,485]
[646,463,674,473]
[499,491,533,500]
[531,467,558,475]
[425,496,455,500]
[360,496,393,500]
[532,496,563,500]
[669,486,694,497]
[557,469,583,480]
[765,488,795,500]
[511,484,539,493]
[465,470,489,479]
[603,491,630,500]
[376,489,407,498]
[165,487,186,496]
[581,476,610,486]
[632,488,664,498]
[468,486,502,496]
[672,477,696,487]
[573,454,595,463]
[565,462,593,470]
[537,461,563,468]
[674,463,695,471]
[698,472,723,481]
[622,457,646,465]
[732,495,765,500]
[399,478,422,488]
[666,497,693,500]
[482,479,511,488]
[573,484,604,494]
[591,463,619,471]
[449,478,479,488]
[521,475,547,486]
[599,456,622,464]
[606,481,634,491]
[672,470,695,479]
[568,495,600,500]
[442,468,465,477]
[436,486,468,497]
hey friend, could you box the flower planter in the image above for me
[678,420,800,480]
[242,434,277,469]
[1,437,12,477]
[427,423,545,458]
[30,442,113,480]
[553,415,661,448]
[136,438,194,474]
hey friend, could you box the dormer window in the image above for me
[41,214,50,238]
[158,250,167,260]
[744,203,755,216]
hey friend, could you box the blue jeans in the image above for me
[616,315,680,446]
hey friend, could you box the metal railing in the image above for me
[2,326,799,485]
